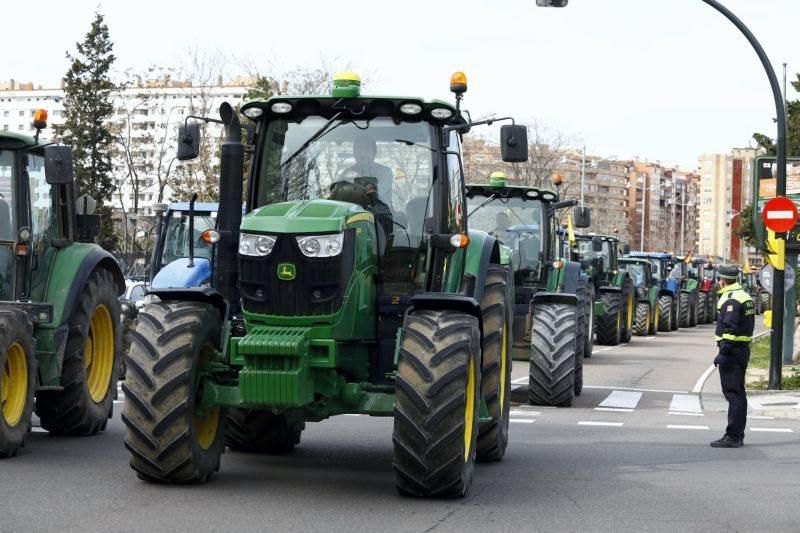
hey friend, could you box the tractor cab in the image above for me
[571,233,629,289]
[0,112,124,458]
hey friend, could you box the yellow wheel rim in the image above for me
[627,296,634,330]
[654,305,659,328]
[463,357,476,461]
[194,344,220,450]
[86,304,115,403]
[499,324,508,411]
[2,343,28,426]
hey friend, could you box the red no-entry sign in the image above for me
[762,196,798,233]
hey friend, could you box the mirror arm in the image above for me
[443,116,515,134]
[551,199,578,210]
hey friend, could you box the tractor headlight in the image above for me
[296,233,344,258]
[239,233,277,257]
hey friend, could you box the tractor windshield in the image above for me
[622,262,646,286]
[255,116,435,230]
[160,212,216,267]
[467,195,545,274]
[575,239,612,270]
[0,150,14,300]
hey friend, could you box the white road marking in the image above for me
[669,394,702,414]
[584,385,687,394]
[592,347,615,354]
[599,390,643,409]
[511,377,529,385]
[578,421,623,427]
[594,407,634,413]
[692,364,717,393]
[30,427,48,433]
[645,336,656,340]
[667,424,709,430]
[668,411,704,417]
[510,419,535,424]
[510,410,540,417]
[750,427,793,433]
[749,415,775,420]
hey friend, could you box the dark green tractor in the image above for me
[122,72,527,497]
[688,257,716,324]
[466,172,592,408]
[742,268,769,314]
[571,234,634,346]
[0,114,124,458]
[618,258,659,336]
[672,256,699,328]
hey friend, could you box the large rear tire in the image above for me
[657,295,672,332]
[392,310,481,498]
[225,409,303,454]
[631,302,650,336]
[476,265,512,463]
[573,281,587,397]
[0,310,36,458]
[528,302,577,407]
[36,269,121,435]
[759,291,770,313]
[122,302,227,483]
[679,292,691,328]
[620,279,635,344]
[647,298,659,336]
[595,291,621,346]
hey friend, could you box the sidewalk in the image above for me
[700,365,800,419]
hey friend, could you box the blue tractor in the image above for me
[626,252,680,332]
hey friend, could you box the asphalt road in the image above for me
[3,323,799,533]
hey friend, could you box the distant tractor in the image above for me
[0,113,124,458]
[122,72,528,497]
[742,267,769,315]
[688,257,716,324]
[672,256,699,328]
[571,234,634,346]
[627,252,680,332]
[619,257,659,336]
[466,172,592,407]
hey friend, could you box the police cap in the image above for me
[717,265,739,280]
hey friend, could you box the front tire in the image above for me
[392,310,481,498]
[697,292,708,324]
[679,292,691,328]
[631,302,650,336]
[123,302,227,483]
[476,265,512,463]
[657,295,672,332]
[36,268,121,435]
[620,280,635,344]
[596,292,621,346]
[528,302,577,407]
[0,310,36,458]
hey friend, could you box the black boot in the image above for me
[710,435,741,448]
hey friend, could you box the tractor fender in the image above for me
[532,292,578,309]
[408,293,484,339]
[665,278,680,295]
[561,261,581,294]
[658,289,675,300]
[464,229,500,304]
[49,244,125,329]
[599,285,622,293]
[150,258,212,289]
[146,287,229,320]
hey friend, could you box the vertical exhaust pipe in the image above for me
[215,102,244,309]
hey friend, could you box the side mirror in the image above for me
[500,125,528,163]
[177,123,200,161]
[44,145,74,184]
[573,206,590,228]
[591,236,603,252]
[623,244,631,255]
[75,194,100,242]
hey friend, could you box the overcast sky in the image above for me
[3,0,797,167]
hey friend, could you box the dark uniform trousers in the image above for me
[714,282,755,441]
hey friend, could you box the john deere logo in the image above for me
[277,263,296,281]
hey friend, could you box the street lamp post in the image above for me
[536,0,789,389]
[629,177,669,252]
[669,193,694,256]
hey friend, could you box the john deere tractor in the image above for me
[0,114,124,458]
[571,234,634,346]
[672,255,699,328]
[466,172,592,407]
[742,266,769,315]
[122,72,528,497]
[627,252,680,332]
[618,257,659,336]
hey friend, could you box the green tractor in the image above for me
[742,267,769,315]
[618,257,659,336]
[465,173,592,407]
[122,73,528,497]
[688,257,716,324]
[571,234,634,346]
[0,113,124,458]
[672,256,699,328]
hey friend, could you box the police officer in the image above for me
[711,265,755,448]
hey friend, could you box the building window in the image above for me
[18,111,24,117]
[703,161,712,168]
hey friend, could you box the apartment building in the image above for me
[0,78,249,217]
[697,148,759,264]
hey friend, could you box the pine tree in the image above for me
[56,12,119,250]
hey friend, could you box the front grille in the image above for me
[239,230,355,316]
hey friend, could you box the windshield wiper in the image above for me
[280,112,344,171]
[468,194,497,218]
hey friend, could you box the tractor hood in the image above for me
[241,200,368,234]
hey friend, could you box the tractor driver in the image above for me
[492,212,514,245]
[344,134,394,209]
